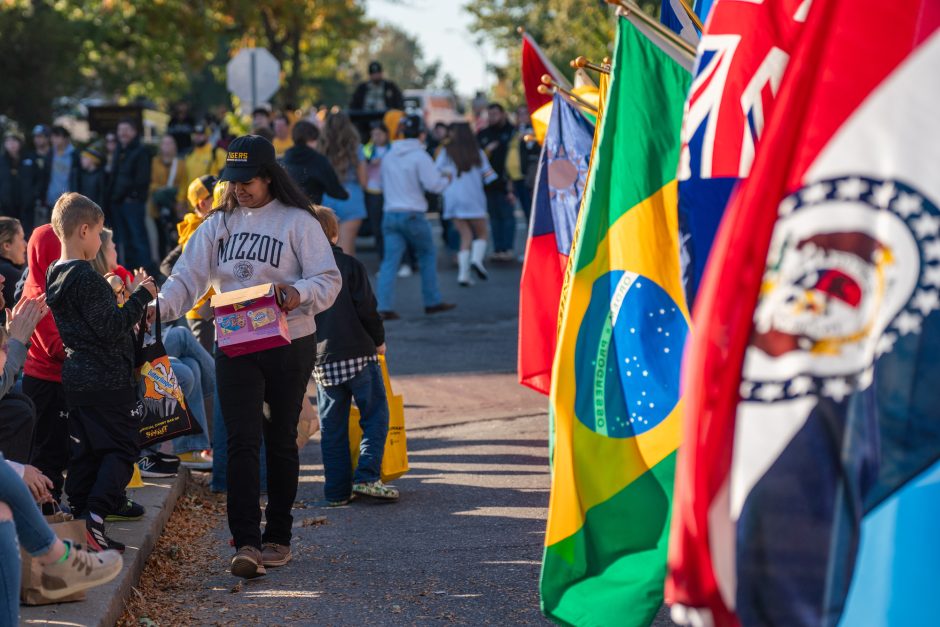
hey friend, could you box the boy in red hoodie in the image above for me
[21,224,70,507]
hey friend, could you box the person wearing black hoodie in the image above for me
[310,206,397,504]
[109,119,152,272]
[0,217,26,311]
[280,121,348,205]
[45,192,157,553]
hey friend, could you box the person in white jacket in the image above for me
[434,123,497,286]
[157,135,341,580]
[376,115,456,319]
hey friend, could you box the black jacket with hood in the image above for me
[46,259,151,406]
[109,137,151,205]
[314,245,384,367]
[280,145,349,205]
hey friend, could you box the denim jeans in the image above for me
[317,362,389,502]
[0,452,57,623]
[486,189,517,253]
[165,327,214,453]
[112,200,151,271]
[377,212,442,311]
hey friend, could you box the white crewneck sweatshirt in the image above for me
[158,199,341,341]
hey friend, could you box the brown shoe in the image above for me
[231,546,266,579]
[261,542,292,567]
[425,303,457,315]
[379,310,400,320]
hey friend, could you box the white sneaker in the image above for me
[397,265,413,278]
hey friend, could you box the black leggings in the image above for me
[215,334,317,549]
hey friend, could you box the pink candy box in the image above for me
[211,283,290,357]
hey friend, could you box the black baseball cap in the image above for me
[193,122,207,134]
[368,61,382,74]
[401,114,425,138]
[219,135,277,183]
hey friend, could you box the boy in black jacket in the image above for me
[46,193,157,552]
[311,206,397,505]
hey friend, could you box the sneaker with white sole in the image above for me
[137,452,179,477]
[231,546,266,579]
[177,450,213,470]
[352,480,399,501]
[40,540,123,600]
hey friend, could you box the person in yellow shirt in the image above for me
[149,135,189,260]
[271,113,293,157]
[184,123,225,180]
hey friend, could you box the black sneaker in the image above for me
[137,452,179,478]
[85,517,126,554]
[105,498,145,522]
[425,303,457,315]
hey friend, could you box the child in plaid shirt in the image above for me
[311,206,398,504]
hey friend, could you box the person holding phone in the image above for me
[156,135,341,579]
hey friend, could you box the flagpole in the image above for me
[605,0,698,58]
[537,83,599,115]
[571,56,611,75]
[677,0,705,32]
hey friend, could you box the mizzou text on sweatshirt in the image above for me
[158,199,341,340]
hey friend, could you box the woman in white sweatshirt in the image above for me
[434,123,497,286]
[157,135,341,580]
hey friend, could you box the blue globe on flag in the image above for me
[574,270,688,438]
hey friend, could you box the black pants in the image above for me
[65,401,142,517]
[23,376,70,500]
[216,334,316,549]
[0,392,36,463]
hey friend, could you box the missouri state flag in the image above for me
[677,0,809,301]
[667,1,940,625]
[540,16,691,626]
[518,93,595,395]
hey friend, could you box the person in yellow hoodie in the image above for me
[184,123,225,180]
[159,174,217,352]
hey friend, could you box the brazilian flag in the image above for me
[540,16,692,627]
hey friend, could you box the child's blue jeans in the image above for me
[0,452,57,624]
[317,361,390,502]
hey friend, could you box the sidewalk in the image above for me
[20,470,189,627]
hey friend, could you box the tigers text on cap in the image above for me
[368,61,382,74]
[219,135,276,183]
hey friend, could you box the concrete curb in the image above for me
[20,469,190,627]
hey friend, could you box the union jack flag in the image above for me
[678,0,811,300]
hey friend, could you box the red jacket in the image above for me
[23,225,65,382]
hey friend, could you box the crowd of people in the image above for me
[0,60,541,620]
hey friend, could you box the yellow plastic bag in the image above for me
[348,355,409,482]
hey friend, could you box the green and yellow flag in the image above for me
[540,16,692,627]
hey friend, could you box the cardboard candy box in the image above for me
[211,283,290,357]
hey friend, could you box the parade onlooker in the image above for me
[21,224,70,505]
[46,126,76,211]
[252,107,273,133]
[70,145,106,207]
[361,121,391,258]
[0,292,44,464]
[376,115,455,319]
[320,112,367,256]
[0,217,26,308]
[110,119,152,271]
[435,123,496,286]
[350,61,404,112]
[184,123,224,180]
[311,206,398,505]
[46,192,157,552]
[272,114,293,158]
[158,135,341,579]
[149,135,188,260]
[0,132,38,228]
[29,125,52,214]
[0,449,123,625]
[167,102,196,155]
[477,103,518,260]
[281,121,348,206]
[512,106,540,223]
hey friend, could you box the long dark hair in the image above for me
[214,162,314,217]
[445,123,482,175]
